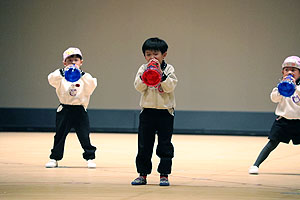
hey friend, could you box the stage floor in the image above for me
[0,132,300,200]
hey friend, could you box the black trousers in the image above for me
[268,117,300,144]
[49,105,96,161]
[135,108,174,175]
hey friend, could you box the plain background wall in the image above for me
[1,0,300,112]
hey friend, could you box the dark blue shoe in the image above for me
[159,177,170,186]
[131,176,147,185]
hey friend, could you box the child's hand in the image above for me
[282,75,296,84]
[64,64,80,71]
[148,58,162,73]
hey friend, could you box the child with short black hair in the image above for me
[249,56,300,174]
[132,37,178,186]
[45,47,97,168]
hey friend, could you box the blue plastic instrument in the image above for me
[277,74,296,97]
[65,65,81,82]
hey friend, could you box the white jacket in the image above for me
[134,63,177,113]
[270,86,300,119]
[48,69,97,110]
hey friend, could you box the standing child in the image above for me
[45,47,97,168]
[249,56,300,174]
[132,37,178,186]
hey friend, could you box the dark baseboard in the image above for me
[0,108,275,136]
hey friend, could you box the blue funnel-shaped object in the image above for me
[65,66,81,82]
[278,75,296,97]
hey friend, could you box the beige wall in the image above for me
[1,0,300,112]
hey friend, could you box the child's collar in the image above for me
[161,60,167,71]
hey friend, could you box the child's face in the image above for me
[282,67,300,80]
[144,50,167,64]
[63,56,83,68]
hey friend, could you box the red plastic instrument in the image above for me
[141,60,162,87]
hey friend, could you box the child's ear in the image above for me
[163,52,167,58]
[63,61,67,66]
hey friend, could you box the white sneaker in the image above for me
[87,160,96,168]
[248,166,259,174]
[45,159,58,168]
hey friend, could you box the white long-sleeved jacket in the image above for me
[134,63,177,113]
[48,69,97,110]
[270,86,300,119]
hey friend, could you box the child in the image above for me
[45,47,97,168]
[249,56,300,174]
[132,37,178,186]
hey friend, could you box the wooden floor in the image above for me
[0,132,300,200]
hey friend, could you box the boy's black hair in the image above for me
[142,37,168,55]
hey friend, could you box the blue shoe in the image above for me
[159,177,170,186]
[131,176,147,185]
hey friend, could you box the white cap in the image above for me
[63,47,82,61]
[282,56,300,69]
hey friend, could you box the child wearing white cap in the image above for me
[45,47,97,168]
[249,56,300,174]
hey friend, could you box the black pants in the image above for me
[253,117,300,167]
[135,108,174,175]
[268,117,300,144]
[49,105,96,161]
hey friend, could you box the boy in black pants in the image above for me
[46,47,97,168]
[132,37,178,186]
